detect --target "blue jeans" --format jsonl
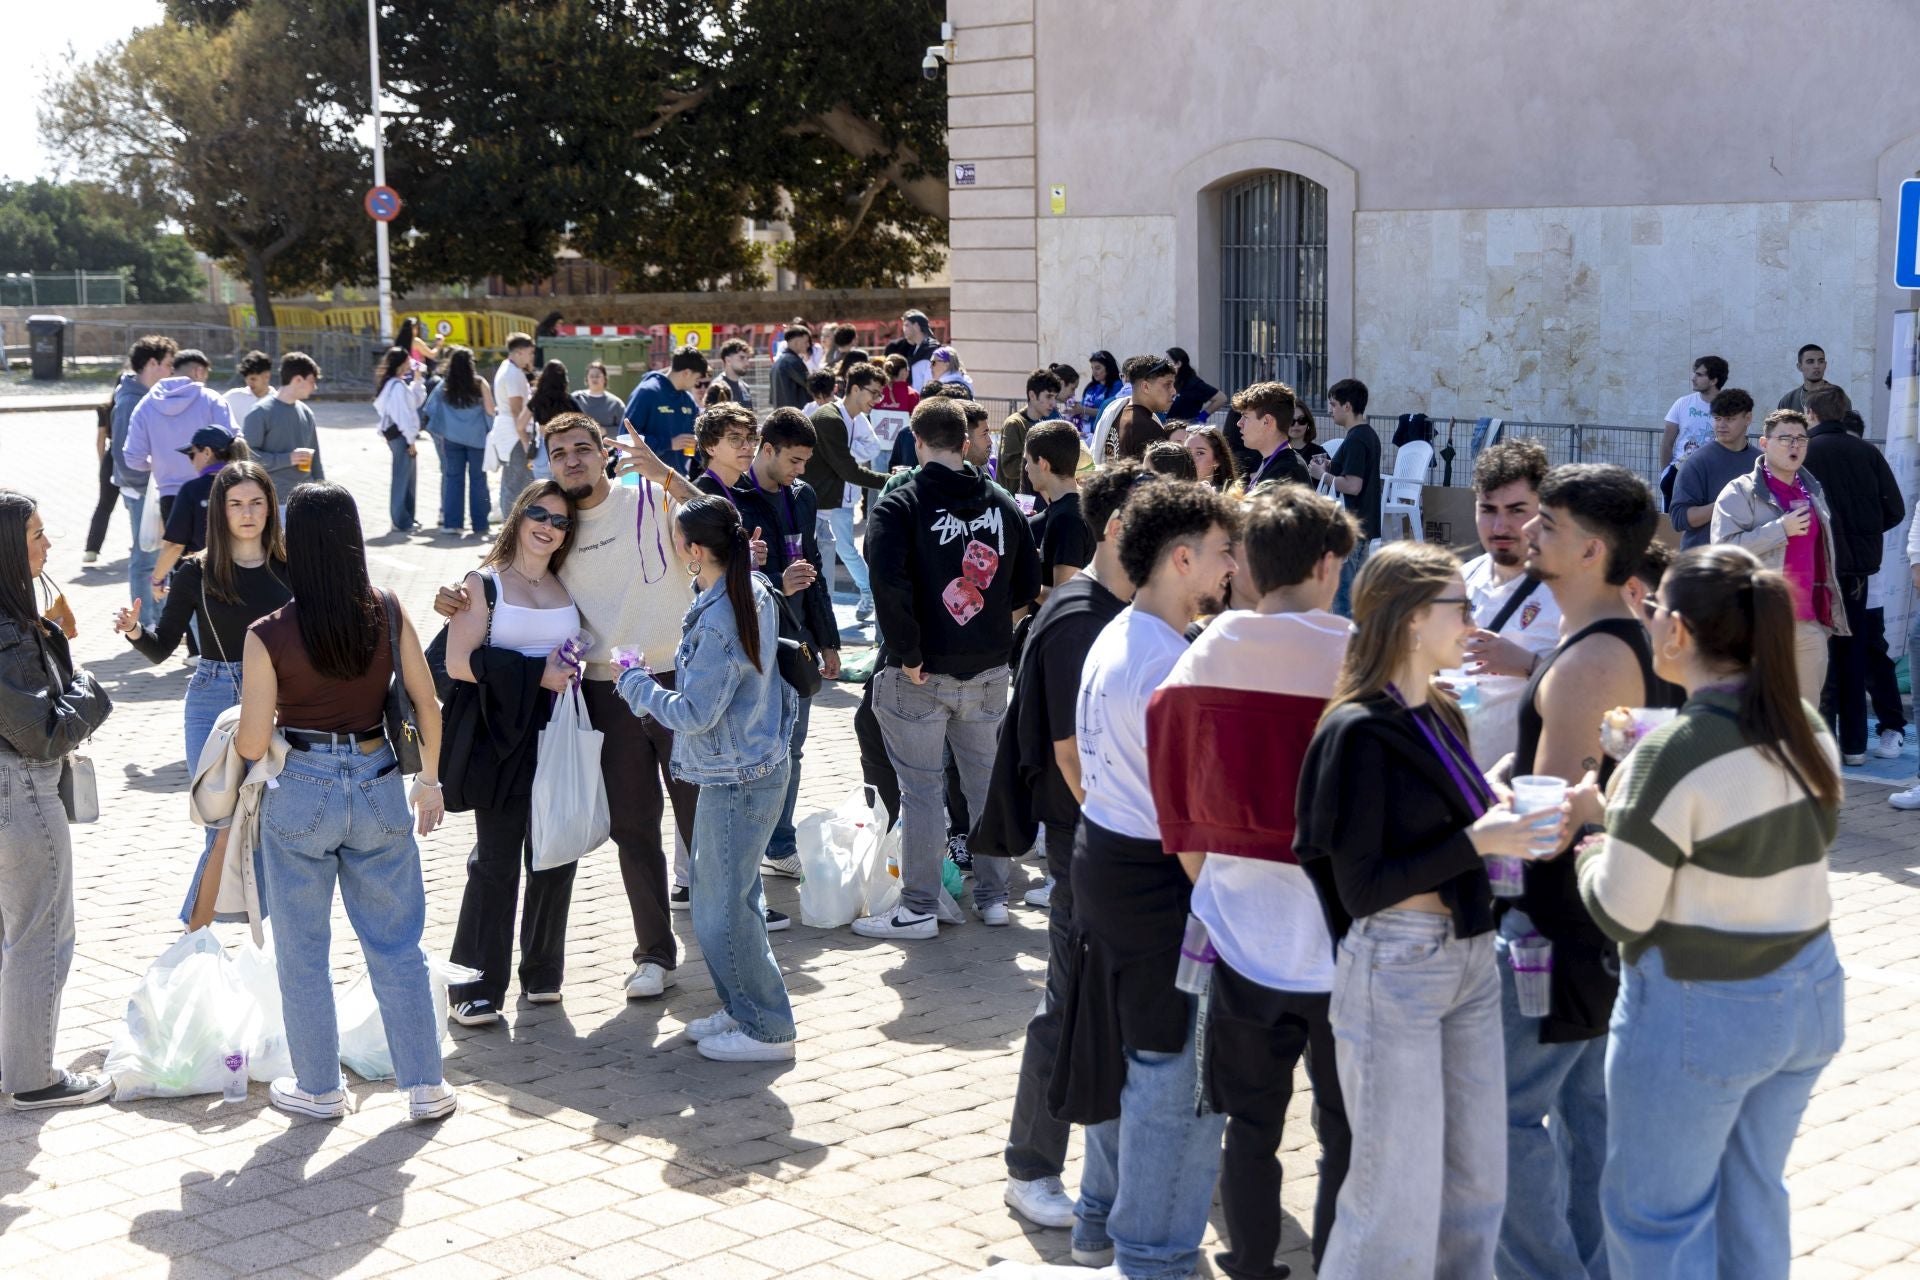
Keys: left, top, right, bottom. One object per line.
{"left": 179, "top": 660, "right": 246, "bottom": 923}
{"left": 1322, "top": 910, "right": 1506, "bottom": 1280}
{"left": 1332, "top": 538, "right": 1371, "bottom": 619}
{"left": 823, "top": 505, "right": 871, "bottom": 597}
{"left": 1601, "top": 934, "right": 1843, "bottom": 1280}
{"left": 763, "top": 695, "right": 812, "bottom": 863}
{"left": 1498, "top": 913, "right": 1609, "bottom": 1280}
{"left": 260, "top": 742, "right": 443, "bottom": 1092}
{"left": 440, "top": 440, "right": 490, "bottom": 533}
{"left": 124, "top": 489, "right": 159, "bottom": 628}
{"left": 387, "top": 434, "right": 417, "bottom": 531}
{"left": 1074, "top": 994, "right": 1227, "bottom": 1280}
{"left": 690, "top": 762, "right": 796, "bottom": 1043}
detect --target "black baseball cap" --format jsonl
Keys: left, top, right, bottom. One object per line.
{"left": 178, "top": 426, "right": 235, "bottom": 455}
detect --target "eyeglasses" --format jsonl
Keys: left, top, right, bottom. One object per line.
{"left": 1769, "top": 434, "right": 1809, "bottom": 446}
{"left": 522, "top": 507, "right": 573, "bottom": 532}
{"left": 1429, "top": 595, "right": 1474, "bottom": 623}
{"left": 694, "top": 379, "right": 712, "bottom": 390}
{"left": 721, "top": 431, "right": 757, "bottom": 448}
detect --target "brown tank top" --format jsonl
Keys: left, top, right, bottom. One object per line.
{"left": 250, "top": 599, "right": 392, "bottom": 733}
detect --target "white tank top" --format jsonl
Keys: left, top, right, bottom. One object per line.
{"left": 485, "top": 569, "right": 579, "bottom": 658}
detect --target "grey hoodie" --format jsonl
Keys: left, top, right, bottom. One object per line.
{"left": 110, "top": 372, "right": 150, "bottom": 490}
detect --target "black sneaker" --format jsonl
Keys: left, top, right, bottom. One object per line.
{"left": 764, "top": 908, "right": 791, "bottom": 932}
{"left": 450, "top": 999, "right": 501, "bottom": 1027}
{"left": 669, "top": 884, "right": 691, "bottom": 910}
{"left": 947, "top": 833, "right": 972, "bottom": 872}
{"left": 10, "top": 1071, "right": 112, "bottom": 1111}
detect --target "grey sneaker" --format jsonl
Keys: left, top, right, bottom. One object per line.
{"left": 855, "top": 593, "right": 875, "bottom": 622}
{"left": 761, "top": 854, "right": 803, "bottom": 879}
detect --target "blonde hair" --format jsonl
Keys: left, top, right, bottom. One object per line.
{"left": 1325, "top": 542, "right": 1469, "bottom": 741}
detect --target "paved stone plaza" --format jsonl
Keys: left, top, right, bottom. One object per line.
{"left": 1, "top": 402, "right": 1918, "bottom": 1279}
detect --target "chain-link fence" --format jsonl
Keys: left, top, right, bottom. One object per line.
{"left": 3, "top": 318, "right": 388, "bottom": 390}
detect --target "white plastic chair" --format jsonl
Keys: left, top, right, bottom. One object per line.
{"left": 1379, "top": 439, "right": 1434, "bottom": 542}
{"left": 1314, "top": 437, "right": 1346, "bottom": 498}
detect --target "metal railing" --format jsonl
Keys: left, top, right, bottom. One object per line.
{"left": 2, "top": 318, "right": 388, "bottom": 389}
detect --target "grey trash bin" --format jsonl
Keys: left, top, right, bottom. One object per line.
{"left": 27, "top": 315, "right": 66, "bottom": 381}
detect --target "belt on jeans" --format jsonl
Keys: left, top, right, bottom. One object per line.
{"left": 284, "top": 727, "right": 387, "bottom": 753}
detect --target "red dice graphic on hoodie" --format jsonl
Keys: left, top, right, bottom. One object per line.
{"left": 942, "top": 578, "right": 984, "bottom": 625}
{"left": 961, "top": 539, "right": 999, "bottom": 588}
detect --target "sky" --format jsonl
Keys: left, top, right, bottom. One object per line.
{"left": 3, "top": 1, "right": 168, "bottom": 184}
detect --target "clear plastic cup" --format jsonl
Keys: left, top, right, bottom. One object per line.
{"left": 1486, "top": 854, "right": 1527, "bottom": 898}
{"left": 1511, "top": 934, "right": 1554, "bottom": 1017}
{"left": 1510, "top": 774, "right": 1567, "bottom": 858}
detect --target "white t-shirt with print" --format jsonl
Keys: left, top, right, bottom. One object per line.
{"left": 1077, "top": 607, "right": 1188, "bottom": 840}
{"left": 1665, "top": 392, "right": 1714, "bottom": 467}
{"left": 1460, "top": 552, "right": 1563, "bottom": 771}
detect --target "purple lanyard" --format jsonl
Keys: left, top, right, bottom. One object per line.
{"left": 704, "top": 470, "right": 741, "bottom": 512}
{"left": 1386, "top": 684, "right": 1491, "bottom": 817}
{"left": 749, "top": 465, "right": 799, "bottom": 537}
{"left": 634, "top": 480, "right": 668, "bottom": 584}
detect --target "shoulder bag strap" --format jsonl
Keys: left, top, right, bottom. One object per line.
{"left": 1486, "top": 574, "right": 1542, "bottom": 633}
{"left": 199, "top": 562, "right": 232, "bottom": 664}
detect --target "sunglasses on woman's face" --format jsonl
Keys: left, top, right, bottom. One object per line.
{"left": 523, "top": 507, "right": 573, "bottom": 532}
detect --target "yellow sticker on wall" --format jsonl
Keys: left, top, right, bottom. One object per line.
{"left": 1049, "top": 185, "right": 1067, "bottom": 215}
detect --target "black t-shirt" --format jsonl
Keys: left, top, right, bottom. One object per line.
{"left": 1032, "top": 492, "right": 1095, "bottom": 578}
{"left": 131, "top": 557, "right": 293, "bottom": 665}
{"left": 1334, "top": 423, "right": 1384, "bottom": 539}
{"left": 1168, "top": 377, "right": 1219, "bottom": 421}
{"left": 162, "top": 470, "right": 220, "bottom": 554}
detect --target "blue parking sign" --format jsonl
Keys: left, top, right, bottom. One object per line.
{"left": 1899, "top": 179, "right": 1920, "bottom": 289}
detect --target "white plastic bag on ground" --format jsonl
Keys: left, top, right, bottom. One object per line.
{"left": 137, "top": 473, "right": 162, "bottom": 553}
{"left": 336, "top": 949, "right": 479, "bottom": 1081}
{"left": 865, "top": 820, "right": 903, "bottom": 919}
{"left": 230, "top": 923, "right": 294, "bottom": 1082}
{"left": 106, "top": 929, "right": 249, "bottom": 1100}
{"left": 796, "top": 785, "right": 888, "bottom": 927}
{"left": 530, "top": 683, "right": 609, "bottom": 871}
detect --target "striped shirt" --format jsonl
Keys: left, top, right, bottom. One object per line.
{"left": 1576, "top": 689, "right": 1838, "bottom": 980}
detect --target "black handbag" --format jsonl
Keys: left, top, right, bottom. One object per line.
{"left": 381, "top": 591, "right": 425, "bottom": 774}
{"left": 424, "top": 575, "right": 495, "bottom": 702}
{"left": 773, "top": 589, "right": 822, "bottom": 698}
{"left": 433, "top": 578, "right": 495, "bottom": 812}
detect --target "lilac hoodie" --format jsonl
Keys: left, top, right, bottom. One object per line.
{"left": 124, "top": 377, "right": 235, "bottom": 495}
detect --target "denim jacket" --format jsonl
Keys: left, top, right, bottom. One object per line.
{"left": 0, "top": 613, "right": 112, "bottom": 761}
{"left": 617, "top": 573, "right": 796, "bottom": 784}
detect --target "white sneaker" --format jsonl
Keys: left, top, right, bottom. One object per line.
{"left": 685, "top": 1010, "right": 739, "bottom": 1041}
{"left": 1004, "top": 1175, "right": 1076, "bottom": 1228}
{"left": 981, "top": 902, "right": 1010, "bottom": 927}
{"left": 1890, "top": 784, "right": 1920, "bottom": 811}
{"left": 624, "top": 962, "right": 677, "bottom": 999}
{"left": 1875, "top": 729, "right": 1907, "bottom": 759}
{"left": 1070, "top": 1243, "right": 1115, "bottom": 1267}
{"left": 761, "top": 854, "right": 803, "bottom": 879}
{"left": 1844, "top": 752, "right": 1868, "bottom": 766}
{"left": 696, "top": 1027, "right": 796, "bottom": 1062}
{"left": 269, "top": 1077, "right": 347, "bottom": 1120}
{"left": 408, "top": 1081, "right": 458, "bottom": 1121}
{"left": 851, "top": 904, "right": 938, "bottom": 941}
{"left": 81, "top": 551, "right": 98, "bottom": 564}
{"left": 1024, "top": 877, "right": 1053, "bottom": 909}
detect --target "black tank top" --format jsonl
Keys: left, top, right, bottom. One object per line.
{"left": 1514, "top": 616, "right": 1658, "bottom": 789}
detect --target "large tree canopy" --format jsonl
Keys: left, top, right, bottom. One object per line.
{"left": 46, "top": 0, "right": 949, "bottom": 312}
{"left": 0, "top": 181, "right": 201, "bottom": 303}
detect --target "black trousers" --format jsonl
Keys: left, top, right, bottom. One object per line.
{"left": 1208, "top": 960, "right": 1349, "bottom": 1277}
{"left": 1827, "top": 575, "right": 1877, "bottom": 756}
{"left": 854, "top": 676, "right": 969, "bottom": 835}
{"left": 86, "top": 450, "right": 117, "bottom": 555}
{"left": 448, "top": 791, "right": 578, "bottom": 1007}
{"left": 583, "top": 674, "right": 697, "bottom": 969}
{"left": 1003, "top": 819, "right": 1077, "bottom": 1181}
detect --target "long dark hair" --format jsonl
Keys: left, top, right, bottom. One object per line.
{"left": 676, "top": 496, "right": 762, "bottom": 673}
{"left": 1664, "top": 545, "right": 1841, "bottom": 811}
{"left": 0, "top": 489, "right": 39, "bottom": 631}
{"left": 1089, "top": 349, "right": 1121, "bottom": 392}
{"left": 1167, "top": 346, "right": 1196, "bottom": 391}
{"left": 481, "top": 481, "right": 577, "bottom": 578}
{"left": 201, "top": 461, "right": 285, "bottom": 605}
{"left": 529, "top": 359, "right": 574, "bottom": 425}
{"left": 375, "top": 345, "right": 410, "bottom": 393}
{"left": 284, "top": 483, "right": 382, "bottom": 680}
{"left": 1189, "top": 426, "right": 1238, "bottom": 492}
{"left": 441, "top": 346, "right": 482, "bottom": 409}
{"left": 394, "top": 317, "right": 419, "bottom": 351}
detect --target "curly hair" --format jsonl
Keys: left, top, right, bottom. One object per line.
{"left": 1471, "top": 438, "right": 1550, "bottom": 497}
{"left": 1115, "top": 481, "right": 1241, "bottom": 589}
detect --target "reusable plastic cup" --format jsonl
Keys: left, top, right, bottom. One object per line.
{"left": 1486, "top": 853, "right": 1527, "bottom": 897}
{"left": 1511, "top": 934, "right": 1554, "bottom": 1017}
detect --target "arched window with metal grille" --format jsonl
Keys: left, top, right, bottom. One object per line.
{"left": 1218, "top": 171, "right": 1328, "bottom": 405}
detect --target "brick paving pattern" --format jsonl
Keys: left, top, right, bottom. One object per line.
{"left": 1, "top": 402, "right": 1916, "bottom": 1278}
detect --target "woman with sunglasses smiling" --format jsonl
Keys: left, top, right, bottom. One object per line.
{"left": 1296, "top": 541, "right": 1563, "bottom": 1278}
{"left": 442, "top": 480, "right": 585, "bottom": 1027}
{"left": 1289, "top": 403, "right": 1329, "bottom": 467}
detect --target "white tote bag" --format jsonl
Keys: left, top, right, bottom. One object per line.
{"left": 530, "top": 683, "right": 610, "bottom": 871}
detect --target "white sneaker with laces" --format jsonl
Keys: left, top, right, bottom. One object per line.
{"left": 1024, "top": 876, "right": 1053, "bottom": 909}
{"left": 1890, "top": 783, "right": 1920, "bottom": 811}
{"left": 981, "top": 902, "right": 1010, "bottom": 927}
{"left": 697, "top": 1027, "right": 796, "bottom": 1062}
{"left": 1004, "top": 1175, "right": 1076, "bottom": 1228}
{"left": 851, "top": 904, "right": 938, "bottom": 940}
{"left": 761, "top": 854, "right": 803, "bottom": 879}
{"left": 408, "top": 1081, "right": 458, "bottom": 1121}
{"left": 685, "top": 1010, "right": 739, "bottom": 1041}
{"left": 624, "top": 962, "right": 677, "bottom": 999}
{"left": 1875, "top": 728, "right": 1907, "bottom": 759}
{"left": 269, "top": 1077, "right": 348, "bottom": 1119}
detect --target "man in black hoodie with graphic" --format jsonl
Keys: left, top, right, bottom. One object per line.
{"left": 855, "top": 397, "right": 1041, "bottom": 941}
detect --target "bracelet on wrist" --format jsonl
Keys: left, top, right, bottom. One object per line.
{"left": 414, "top": 778, "right": 443, "bottom": 790}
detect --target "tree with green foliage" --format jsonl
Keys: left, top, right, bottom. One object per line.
{"left": 0, "top": 181, "right": 201, "bottom": 303}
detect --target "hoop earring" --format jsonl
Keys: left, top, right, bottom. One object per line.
{"left": 686, "top": 557, "right": 701, "bottom": 578}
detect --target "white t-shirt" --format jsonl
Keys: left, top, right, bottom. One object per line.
{"left": 494, "top": 360, "right": 532, "bottom": 427}
{"left": 1460, "top": 553, "right": 1563, "bottom": 771}
{"left": 839, "top": 404, "right": 882, "bottom": 504}
{"left": 1665, "top": 392, "right": 1714, "bottom": 467}
{"left": 1077, "top": 607, "right": 1188, "bottom": 840}
{"left": 224, "top": 386, "right": 267, "bottom": 424}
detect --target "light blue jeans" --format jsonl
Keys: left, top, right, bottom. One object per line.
{"left": 0, "top": 755, "right": 76, "bottom": 1095}
{"left": 1073, "top": 993, "right": 1227, "bottom": 1280}
{"left": 124, "top": 488, "right": 159, "bottom": 628}
{"left": 1321, "top": 909, "right": 1506, "bottom": 1280}
{"left": 1601, "top": 933, "right": 1843, "bottom": 1280}
{"left": 763, "top": 695, "right": 812, "bottom": 864}
{"left": 870, "top": 666, "right": 1011, "bottom": 915}
{"left": 387, "top": 433, "right": 417, "bottom": 531}
{"left": 260, "top": 741, "right": 443, "bottom": 1093}
{"left": 690, "top": 762, "right": 796, "bottom": 1043}
{"left": 179, "top": 659, "right": 248, "bottom": 924}
{"left": 822, "top": 504, "right": 871, "bottom": 597}
{"left": 1497, "top": 911, "right": 1610, "bottom": 1280}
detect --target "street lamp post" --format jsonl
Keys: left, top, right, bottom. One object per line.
{"left": 368, "top": 0, "right": 393, "bottom": 341}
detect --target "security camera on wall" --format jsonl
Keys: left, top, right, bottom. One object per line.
{"left": 922, "top": 51, "right": 942, "bottom": 80}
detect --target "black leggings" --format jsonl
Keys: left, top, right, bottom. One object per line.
{"left": 86, "top": 450, "right": 117, "bottom": 555}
